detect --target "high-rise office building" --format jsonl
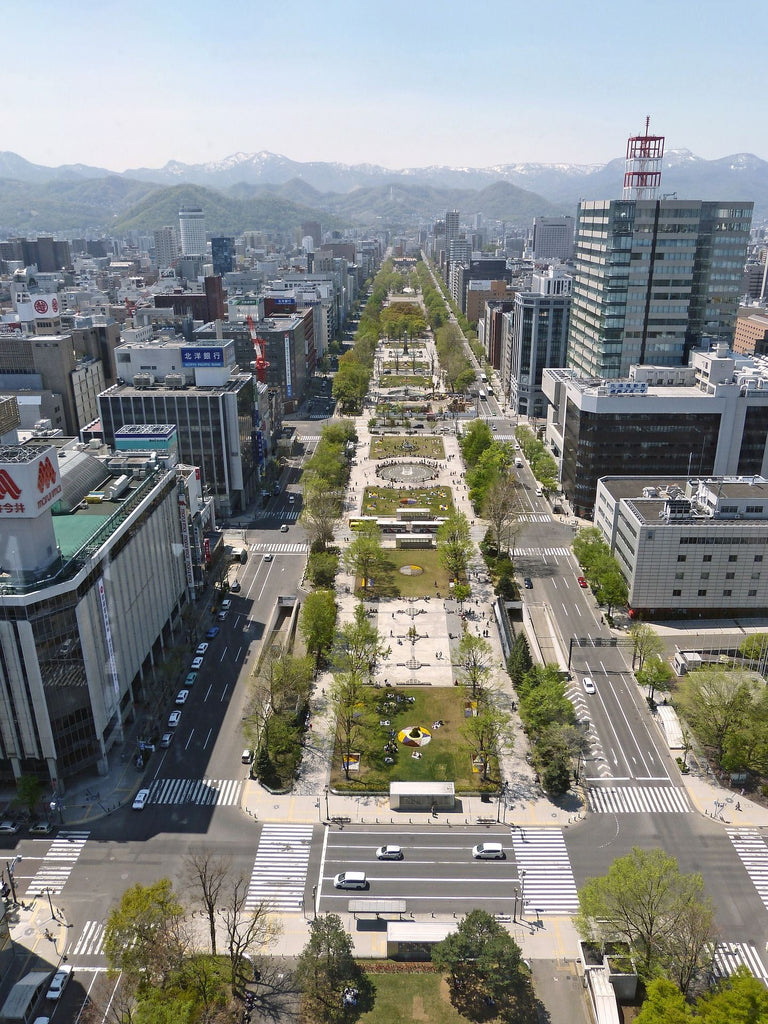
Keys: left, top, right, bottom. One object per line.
{"left": 531, "top": 217, "right": 574, "bottom": 260}
{"left": 153, "top": 225, "right": 180, "bottom": 269}
{"left": 445, "top": 210, "right": 460, "bottom": 248}
{"left": 567, "top": 199, "right": 753, "bottom": 378}
{"left": 211, "top": 236, "right": 235, "bottom": 276}
{"left": 179, "top": 207, "right": 206, "bottom": 256}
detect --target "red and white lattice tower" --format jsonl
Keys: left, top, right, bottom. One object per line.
{"left": 622, "top": 117, "right": 665, "bottom": 200}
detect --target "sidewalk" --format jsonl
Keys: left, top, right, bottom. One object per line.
{"left": 0, "top": 896, "right": 70, "bottom": 1009}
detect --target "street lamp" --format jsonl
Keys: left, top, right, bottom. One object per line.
{"left": 43, "top": 887, "right": 56, "bottom": 921}
{"left": 496, "top": 781, "right": 509, "bottom": 823}
{"left": 324, "top": 786, "right": 330, "bottom": 821}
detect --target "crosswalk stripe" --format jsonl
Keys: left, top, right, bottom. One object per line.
{"left": 712, "top": 941, "right": 768, "bottom": 983}
{"left": 514, "top": 514, "right": 553, "bottom": 523}
{"left": 727, "top": 829, "right": 768, "bottom": 911}
{"left": 24, "top": 830, "right": 89, "bottom": 897}
{"left": 250, "top": 542, "right": 309, "bottom": 554}
{"left": 246, "top": 824, "right": 314, "bottom": 912}
{"left": 515, "top": 547, "right": 571, "bottom": 556}
{"left": 510, "top": 827, "right": 578, "bottom": 915}
{"left": 69, "top": 919, "right": 105, "bottom": 958}
{"left": 148, "top": 778, "right": 243, "bottom": 807}
{"left": 587, "top": 786, "right": 691, "bottom": 814}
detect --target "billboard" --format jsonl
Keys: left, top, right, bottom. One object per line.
{"left": 181, "top": 346, "right": 224, "bottom": 368}
{"left": 284, "top": 334, "right": 293, "bottom": 398}
{"left": 0, "top": 447, "right": 61, "bottom": 519}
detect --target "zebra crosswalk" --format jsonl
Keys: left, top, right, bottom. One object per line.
{"left": 727, "top": 828, "right": 768, "bottom": 911}
{"left": 279, "top": 508, "right": 301, "bottom": 522}
{"left": 712, "top": 940, "right": 768, "bottom": 984}
{"left": 246, "top": 824, "right": 313, "bottom": 912}
{"left": 510, "top": 827, "right": 578, "bottom": 915}
{"left": 515, "top": 546, "right": 571, "bottom": 557}
{"left": 514, "top": 514, "right": 553, "bottom": 524}
{"left": 147, "top": 778, "right": 243, "bottom": 807}
{"left": 587, "top": 785, "right": 692, "bottom": 814}
{"left": 68, "top": 919, "right": 105, "bottom": 959}
{"left": 250, "top": 542, "right": 309, "bottom": 555}
{"left": 25, "top": 830, "right": 89, "bottom": 897}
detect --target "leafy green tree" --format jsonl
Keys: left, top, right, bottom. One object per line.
{"left": 467, "top": 444, "right": 510, "bottom": 512}
{"left": 342, "top": 521, "right": 389, "bottom": 592}
{"left": 14, "top": 775, "right": 43, "bottom": 819}
{"left": 104, "top": 879, "right": 187, "bottom": 990}
{"left": 330, "top": 672, "right": 369, "bottom": 781}
{"left": 334, "top": 602, "right": 391, "bottom": 681}
{"left": 637, "top": 656, "right": 675, "bottom": 701}
{"left": 630, "top": 622, "right": 666, "bottom": 670}
{"left": 299, "top": 590, "right": 337, "bottom": 667}
{"left": 431, "top": 909, "right": 530, "bottom": 1019}
{"left": 307, "top": 551, "right": 339, "bottom": 589}
{"left": 459, "top": 420, "right": 494, "bottom": 467}
{"left": 739, "top": 633, "right": 768, "bottom": 671}
{"left": 676, "top": 669, "right": 758, "bottom": 765}
{"left": 454, "top": 368, "right": 476, "bottom": 393}
{"left": 540, "top": 752, "right": 572, "bottom": 795}
{"left": 596, "top": 565, "right": 629, "bottom": 615}
{"left": 301, "top": 481, "right": 342, "bottom": 551}
{"left": 462, "top": 704, "right": 513, "bottom": 780}
{"left": 635, "top": 979, "right": 693, "bottom": 1024}
{"left": 295, "top": 913, "right": 359, "bottom": 1024}
{"left": 506, "top": 634, "right": 532, "bottom": 686}
{"left": 437, "top": 509, "right": 473, "bottom": 580}
{"left": 696, "top": 966, "right": 768, "bottom": 1022}
{"left": 456, "top": 632, "right": 494, "bottom": 699}
{"left": 518, "top": 676, "right": 575, "bottom": 734}
{"left": 572, "top": 526, "right": 607, "bottom": 572}
{"left": 577, "top": 847, "right": 716, "bottom": 985}
{"left": 332, "top": 358, "right": 369, "bottom": 413}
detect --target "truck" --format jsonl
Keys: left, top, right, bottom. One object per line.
{"left": 233, "top": 547, "right": 248, "bottom": 564}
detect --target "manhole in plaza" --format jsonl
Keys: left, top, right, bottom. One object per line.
{"left": 399, "top": 564, "right": 424, "bottom": 576}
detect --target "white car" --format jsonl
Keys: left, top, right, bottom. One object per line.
{"left": 376, "top": 845, "right": 403, "bottom": 860}
{"left": 0, "top": 821, "right": 19, "bottom": 835}
{"left": 159, "top": 732, "right": 173, "bottom": 749}
{"left": 195, "top": 642, "right": 209, "bottom": 656}
{"left": 264, "top": 553, "right": 273, "bottom": 562}
{"left": 191, "top": 657, "right": 204, "bottom": 670}
{"left": 168, "top": 710, "right": 182, "bottom": 729}
{"left": 46, "top": 964, "right": 72, "bottom": 1000}
{"left": 132, "top": 788, "right": 150, "bottom": 811}
{"left": 288, "top": 494, "right": 295, "bottom": 503}
{"left": 221, "top": 599, "right": 232, "bottom": 610}
{"left": 175, "top": 689, "right": 189, "bottom": 705}
{"left": 583, "top": 677, "right": 596, "bottom": 694}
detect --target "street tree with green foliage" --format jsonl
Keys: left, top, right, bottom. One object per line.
{"left": 506, "top": 633, "right": 532, "bottom": 686}
{"left": 459, "top": 419, "right": 494, "bottom": 467}
{"left": 431, "top": 909, "right": 531, "bottom": 1020}
{"left": 637, "top": 656, "right": 675, "bottom": 701}
{"left": 467, "top": 444, "right": 512, "bottom": 513}
{"left": 301, "top": 480, "right": 343, "bottom": 551}
{"left": 456, "top": 632, "right": 494, "bottom": 699}
{"left": 332, "top": 357, "right": 369, "bottom": 413}
{"left": 333, "top": 602, "right": 391, "bottom": 682}
{"left": 295, "top": 913, "right": 361, "bottom": 1024}
{"left": 630, "top": 622, "right": 666, "bottom": 670}
{"left": 577, "top": 847, "right": 716, "bottom": 988}
{"left": 739, "top": 632, "right": 768, "bottom": 671}
{"left": 462, "top": 705, "right": 513, "bottom": 780}
{"left": 299, "top": 590, "right": 337, "bottom": 668}
{"left": 342, "top": 521, "right": 389, "bottom": 591}
{"left": 104, "top": 879, "right": 187, "bottom": 991}
{"left": 676, "top": 669, "right": 760, "bottom": 766}
{"left": 436, "top": 509, "right": 473, "bottom": 580}
{"left": 635, "top": 979, "right": 693, "bottom": 1023}
{"left": 14, "top": 775, "right": 43, "bottom": 819}
{"left": 330, "top": 672, "right": 369, "bottom": 781}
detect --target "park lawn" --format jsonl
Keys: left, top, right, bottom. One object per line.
{"left": 358, "top": 972, "right": 469, "bottom": 1024}
{"left": 369, "top": 435, "right": 446, "bottom": 460}
{"left": 379, "top": 375, "right": 432, "bottom": 389}
{"left": 384, "top": 360, "right": 430, "bottom": 371}
{"left": 362, "top": 485, "right": 454, "bottom": 517}
{"left": 330, "top": 686, "right": 498, "bottom": 793}
{"left": 385, "top": 549, "right": 451, "bottom": 598}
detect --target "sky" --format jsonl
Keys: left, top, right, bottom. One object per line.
{"left": 6, "top": 0, "right": 767, "bottom": 173}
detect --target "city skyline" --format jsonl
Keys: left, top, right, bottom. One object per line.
{"left": 4, "top": 0, "right": 766, "bottom": 174}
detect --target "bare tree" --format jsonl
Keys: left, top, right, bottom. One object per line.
{"left": 184, "top": 851, "right": 232, "bottom": 956}
{"left": 482, "top": 474, "right": 518, "bottom": 555}
{"left": 220, "top": 875, "right": 280, "bottom": 991}
{"left": 300, "top": 480, "right": 343, "bottom": 551}
{"left": 329, "top": 672, "right": 368, "bottom": 780}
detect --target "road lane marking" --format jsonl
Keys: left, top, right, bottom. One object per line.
{"left": 203, "top": 728, "right": 212, "bottom": 749}
{"left": 204, "top": 684, "right": 212, "bottom": 702}
{"left": 184, "top": 729, "right": 195, "bottom": 750}
{"left": 220, "top": 684, "right": 229, "bottom": 702}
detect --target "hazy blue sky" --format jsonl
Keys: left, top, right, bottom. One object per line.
{"left": 7, "top": 0, "right": 765, "bottom": 172}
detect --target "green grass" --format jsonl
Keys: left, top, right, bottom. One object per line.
{"left": 370, "top": 436, "right": 446, "bottom": 460}
{"left": 358, "top": 972, "right": 470, "bottom": 1024}
{"left": 384, "top": 360, "right": 430, "bottom": 372}
{"left": 362, "top": 485, "right": 454, "bottom": 517}
{"left": 352, "top": 548, "right": 451, "bottom": 599}
{"left": 331, "top": 686, "right": 498, "bottom": 793}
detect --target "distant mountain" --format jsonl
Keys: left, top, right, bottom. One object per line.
{"left": 0, "top": 148, "right": 764, "bottom": 233}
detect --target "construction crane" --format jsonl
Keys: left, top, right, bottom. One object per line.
{"left": 246, "top": 315, "right": 270, "bottom": 384}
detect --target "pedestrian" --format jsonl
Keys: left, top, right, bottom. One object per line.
{"left": 736, "top": 801, "right": 742, "bottom": 811}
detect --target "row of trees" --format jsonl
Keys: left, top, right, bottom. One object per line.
{"left": 572, "top": 526, "right": 629, "bottom": 616}
{"left": 100, "top": 859, "right": 279, "bottom": 1023}
{"left": 507, "top": 637, "right": 584, "bottom": 795}
{"left": 460, "top": 421, "right": 519, "bottom": 544}
{"left": 514, "top": 425, "right": 558, "bottom": 494}
{"left": 301, "top": 419, "right": 357, "bottom": 554}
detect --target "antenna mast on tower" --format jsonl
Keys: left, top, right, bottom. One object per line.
{"left": 623, "top": 117, "right": 665, "bottom": 200}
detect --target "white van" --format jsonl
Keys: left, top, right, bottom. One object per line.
{"left": 333, "top": 871, "right": 368, "bottom": 890}
{"left": 514, "top": 457, "right": 523, "bottom": 468}
{"left": 472, "top": 842, "right": 505, "bottom": 860}
{"left": 535, "top": 486, "right": 543, "bottom": 497}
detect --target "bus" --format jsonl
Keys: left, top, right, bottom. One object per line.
{"left": 480, "top": 372, "right": 488, "bottom": 384}
{"left": 349, "top": 516, "right": 378, "bottom": 530}
{"left": 478, "top": 389, "right": 487, "bottom": 400}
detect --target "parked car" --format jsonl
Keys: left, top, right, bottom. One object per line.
{"left": 0, "top": 821, "right": 19, "bottom": 835}
{"left": 46, "top": 965, "right": 73, "bottom": 1000}
{"left": 29, "top": 821, "right": 53, "bottom": 835}
{"left": 217, "top": 610, "right": 228, "bottom": 621}
{"left": 523, "top": 577, "right": 533, "bottom": 589}
{"left": 132, "top": 789, "right": 150, "bottom": 811}
{"left": 230, "top": 580, "right": 241, "bottom": 592}
{"left": 221, "top": 599, "right": 232, "bottom": 611}
{"left": 191, "top": 657, "right": 204, "bottom": 670}
{"left": 168, "top": 710, "right": 182, "bottom": 728}
{"left": 184, "top": 672, "right": 198, "bottom": 687}
{"left": 577, "top": 576, "right": 588, "bottom": 588}
{"left": 175, "top": 689, "right": 189, "bottom": 705}
{"left": 159, "top": 732, "right": 173, "bottom": 749}
{"left": 206, "top": 626, "right": 220, "bottom": 639}
{"left": 195, "top": 642, "right": 209, "bottom": 656}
